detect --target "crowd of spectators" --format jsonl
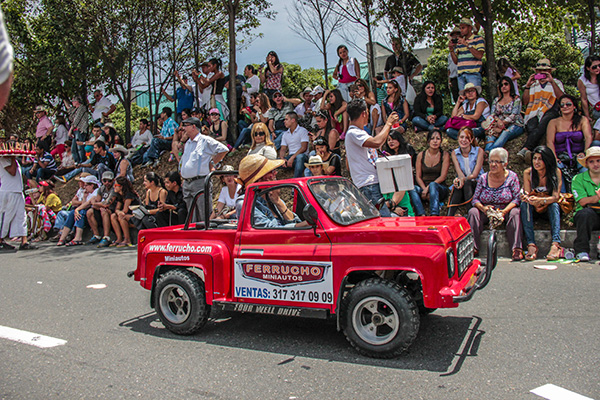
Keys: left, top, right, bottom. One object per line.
{"left": 4, "top": 16, "right": 600, "bottom": 264}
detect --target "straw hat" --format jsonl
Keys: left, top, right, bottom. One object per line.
{"left": 304, "top": 155, "right": 328, "bottom": 168}
{"left": 109, "top": 144, "right": 128, "bottom": 155}
{"left": 79, "top": 175, "right": 100, "bottom": 186}
{"left": 462, "top": 82, "right": 481, "bottom": 95}
{"left": 76, "top": 172, "right": 92, "bottom": 180}
{"left": 235, "top": 154, "right": 284, "bottom": 187}
{"left": 533, "top": 58, "right": 556, "bottom": 72}
{"left": 578, "top": 146, "right": 600, "bottom": 167}
{"left": 33, "top": 105, "right": 46, "bottom": 114}
{"left": 459, "top": 17, "right": 472, "bottom": 27}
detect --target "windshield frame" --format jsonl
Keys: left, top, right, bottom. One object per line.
{"left": 307, "top": 177, "right": 380, "bottom": 226}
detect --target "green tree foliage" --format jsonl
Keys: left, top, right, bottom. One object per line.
{"left": 111, "top": 102, "right": 150, "bottom": 140}
{"left": 280, "top": 63, "right": 327, "bottom": 98}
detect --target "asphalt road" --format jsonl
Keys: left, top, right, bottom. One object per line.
{"left": 0, "top": 244, "right": 598, "bottom": 400}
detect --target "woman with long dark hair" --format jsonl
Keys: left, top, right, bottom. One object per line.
{"left": 333, "top": 45, "right": 360, "bottom": 102}
{"left": 260, "top": 51, "right": 283, "bottom": 100}
{"left": 412, "top": 81, "right": 448, "bottom": 132}
{"left": 484, "top": 76, "right": 524, "bottom": 151}
{"left": 321, "top": 89, "right": 348, "bottom": 137}
{"left": 207, "top": 58, "right": 229, "bottom": 119}
{"left": 110, "top": 176, "right": 140, "bottom": 247}
{"left": 382, "top": 130, "right": 415, "bottom": 216}
{"left": 577, "top": 55, "right": 600, "bottom": 123}
{"left": 410, "top": 129, "right": 450, "bottom": 216}
{"left": 313, "top": 110, "right": 340, "bottom": 155}
{"left": 546, "top": 94, "right": 592, "bottom": 191}
{"left": 496, "top": 57, "right": 521, "bottom": 95}
{"left": 381, "top": 80, "right": 409, "bottom": 134}
{"left": 520, "top": 145, "right": 563, "bottom": 261}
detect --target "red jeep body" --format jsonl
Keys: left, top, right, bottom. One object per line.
{"left": 133, "top": 175, "right": 495, "bottom": 358}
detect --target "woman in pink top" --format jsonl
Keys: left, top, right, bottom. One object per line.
{"left": 333, "top": 45, "right": 360, "bottom": 102}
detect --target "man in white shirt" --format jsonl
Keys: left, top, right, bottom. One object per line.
{"left": 89, "top": 90, "right": 116, "bottom": 123}
{"left": 294, "top": 87, "right": 315, "bottom": 117}
{"left": 129, "top": 119, "right": 153, "bottom": 149}
{"left": 278, "top": 112, "right": 309, "bottom": 178}
{"left": 0, "top": 154, "right": 36, "bottom": 251}
{"left": 345, "top": 99, "right": 398, "bottom": 217}
{"left": 179, "top": 117, "right": 229, "bottom": 222}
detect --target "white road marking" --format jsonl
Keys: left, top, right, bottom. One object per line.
{"left": 86, "top": 284, "right": 106, "bottom": 289}
{"left": 531, "top": 384, "right": 595, "bottom": 400}
{"left": 0, "top": 326, "right": 67, "bottom": 348}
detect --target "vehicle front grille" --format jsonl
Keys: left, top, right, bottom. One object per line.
{"left": 457, "top": 233, "right": 474, "bottom": 276}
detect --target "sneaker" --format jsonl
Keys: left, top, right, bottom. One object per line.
{"left": 97, "top": 237, "right": 111, "bottom": 248}
{"left": 152, "top": 159, "right": 160, "bottom": 167}
{"left": 19, "top": 242, "right": 37, "bottom": 250}
{"left": 87, "top": 235, "right": 102, "bottom": 245}
{"left": 55, "top": 176, "right": 67, "bottom": 183}
{"left": 0, "top": 242, "right": 16, "bottom": 251}
{"left": 576, "top": 252, "right": 590, "bottom": 262}
{"left": 517, "top": 148, "right": 527, "bottom": 159}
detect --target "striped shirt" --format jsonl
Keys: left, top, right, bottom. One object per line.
{"left": 456, "top": 34, "right": 485, "bottom": 75}
{"left": 40, "top": 152, "right": 57, "bottom": 171}
{"left": 524, "top": 80, "right": 564, "bottom": 123}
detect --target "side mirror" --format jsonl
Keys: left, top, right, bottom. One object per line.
{"left": 303, "top": 203, "right": 319, "bottom": 226}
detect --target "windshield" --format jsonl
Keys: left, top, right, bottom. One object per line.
{"left": 308, "top": 178, "right": 379, "bottom": 225}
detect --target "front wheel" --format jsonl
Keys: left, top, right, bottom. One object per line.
{"left": 154, "top": 269, "right": 210, "bottom": 335}
{"left": 341, "top": 278, "right": 419, "bottom": 358}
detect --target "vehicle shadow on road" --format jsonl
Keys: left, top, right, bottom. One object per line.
{"left": 119, "top": 311, "right": 483, "bottom": 373}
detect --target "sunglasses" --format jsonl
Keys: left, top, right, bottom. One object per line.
{"left": 560, "top": 102, "right": 573, "bottom": 108}
{"left": 273, "top": 94, "right": 283, "bottom": 98}
{"left": 501, "top": 82, "right": 510, "bottom": 87}
{"left": 592, "top": 65, "right": 600, "bottom": 70}
{"left": 254, "top": 131, "right": 266, "bottom": 137}
{"left": 102, "top": 179, "right": 112, "bottom": 183}
{"left": 209, "top": 113, "right": 220, "bottom": 116}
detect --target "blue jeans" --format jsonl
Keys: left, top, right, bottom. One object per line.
{"left": 272, "top": 130, "right": 285, "bottom": 150}
{"left": 54, "top": 210, "right": 69, "bottom": 231}
{"left": 72, "top": 130, "right": 87, "bottom": 164}
{"left": 520, "top": 202, "right": 561, "bottom": 245}
{"left": 458, "top": 72, "right": 482, "bottom": 91}
{"left": 359, "top": 183, "right": 391, "bottom": 217}
{"left": 410, "top": 182, "right": 449, "bottom": 216}
{"left": 63, "top": 166, "right": 100, "bottom": 181}
{"left": 285, "top": 153, "right": 308, "bottom": 178}
{"left": 65, "top": 209, "right": 88, "bottom": 230}
{"left": 143, "top": 138, "right": 172, "bottom": 163}
{"left": 412, "top": 115, "right": 449, "bottom": 132}
{"left": 234, "top": 124, "right": 252, "bottom": 149}
{"left": 485, "top": 125, "right": 524, "bottom": 151}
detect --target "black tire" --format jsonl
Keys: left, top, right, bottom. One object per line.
{"left": 341, "top": 278, "right": 419, "bottom": 358}
{"left": 154, "top": 269, "right": 210, "bottom": 335}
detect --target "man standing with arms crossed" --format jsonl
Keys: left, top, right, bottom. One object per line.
{"left": 179, "top": 117, "right": 229, "bottom": 222}
{"left": 345, "top": 99, "right": 399, "bottom": 217}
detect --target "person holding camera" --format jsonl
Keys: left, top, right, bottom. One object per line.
{"left": 448, "top": 18, "right": 485, "bottom": 92}
{"left": 516, "top": 58, "right": 565, "bottom": 162}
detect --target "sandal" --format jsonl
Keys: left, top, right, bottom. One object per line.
{"left": 546, "top": 242, "right": 562, "bottom": 261}
{"left": 57, "top": 240, "right": 66, "bottom": 246}
{"left": 117, "top": 242, "right": 134, "bottom": 248}
{"left": 66, "top": 240, "right": 84, "bottom": 247}
{"left": 525, "top": 243, "right": 538, "bottom": 261}
{"left": 109, "top": 241, "right": 122, "bottom": 247}
{"left": 512, "top": 248, "right": 524, "bottom": 261}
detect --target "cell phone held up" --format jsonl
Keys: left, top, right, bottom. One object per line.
{"left": 451, "top": 38, "right": 459, "bottom": 44}
{"left": 534, "top": 73, "right": 547, "bottom": 80}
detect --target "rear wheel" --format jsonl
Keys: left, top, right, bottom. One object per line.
{"left": 341, "top": 278, "right": 419, "bottom": 358}
{"left": 154, "top": 269, "right": 210, "bottom": 335}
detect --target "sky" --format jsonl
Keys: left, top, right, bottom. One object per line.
{"left": 236, "top": 0, "right": 377, "bottom": 71}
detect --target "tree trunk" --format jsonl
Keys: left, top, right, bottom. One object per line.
{"left": 318, "top": 5, "right": 329, "bottom": 88}
{"left": 364, "top": 4, "right": 376, "bottom": 91}
{"left": 481, "top": 0, "right": 497, "bottom": 101}
{"left": 227, "top": 0, "right": 239, "bottom": 142}
{"left": 589, "top": 0, "right": 596, "bottom": 55}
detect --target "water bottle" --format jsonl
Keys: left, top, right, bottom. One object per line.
{"left": 564, "top": 248, "right": 575, "bottom": 260}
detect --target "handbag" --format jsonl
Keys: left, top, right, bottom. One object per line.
{"left": 445, "top": 116, "right": 477, "bottom": 130}
{"left": 529, "top": 190, "right": 574, "bottom": 214}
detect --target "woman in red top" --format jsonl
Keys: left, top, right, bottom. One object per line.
{"left": 333, "top": 45, "right": 360, "bottom": 102}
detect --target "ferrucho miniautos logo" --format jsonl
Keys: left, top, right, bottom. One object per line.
{"left": 239, "top": 260, "right": 329, "bottom": 286}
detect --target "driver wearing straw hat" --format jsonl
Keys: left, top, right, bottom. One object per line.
{"left": 234, "top": 154, "right": 308, "bottom": 228}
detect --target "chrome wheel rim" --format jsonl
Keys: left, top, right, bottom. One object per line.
{"left": 352, "top": 296, "right": 399, "bottom": 345}
{"left": 159, "top": 284, "right": 191, "bottom": 324}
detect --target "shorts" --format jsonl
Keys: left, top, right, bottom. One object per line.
{"left": 0, "top": 192, "right": 27, "bottom": 238}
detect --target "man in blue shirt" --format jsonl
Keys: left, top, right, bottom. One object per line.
{"left": 161, "top": 71, "right": 195, "bottom": 123}
{"left": 143, "top": 107, "right": 179, "bottom": 167}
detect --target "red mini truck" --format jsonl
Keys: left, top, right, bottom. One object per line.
{"left": 132, "top": 171, "right": 497, "bottom": 358}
